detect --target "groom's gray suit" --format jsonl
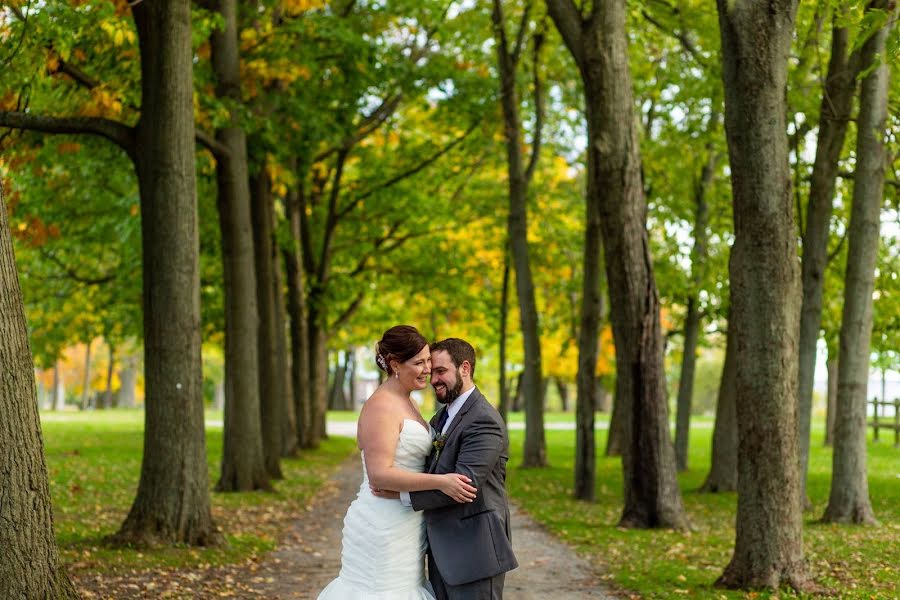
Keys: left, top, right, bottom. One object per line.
{"left": 409, "top": 387, "right": 517, "bottom": 600}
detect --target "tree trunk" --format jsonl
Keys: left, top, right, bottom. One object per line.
{"left": 512, "top": 372, "right": 524, "bottom": 413}
{"left": 605, "top": 390, "right": 624, "bottom": 456}
{"left": 715, "top": 0, "right": 810, "bottom": 589}
{"left": 117, "top": 361, "right": 137, "bottom": 409}
{"left": 283, "top": 178, "right": 312, "bottom": 449}
{"left": 250, "top": 167, "right": 283, "bottom": 479}
{"left": 208, "top": 0, "right": 270, "bottom": 493}
{"left": 329, "top": 351, "right": 348, "bottom": 411}
{"left": 307, "top": 314, "right": 329, "bottom": 446}
{"left": 498, "top": 246, "right": 511, "bottom": 423}
{"left": 699, "top": 321, "right": 738, "bottom": 493}
{"left": 81, "top": 339, "right": 92, "bottom": 410}
{"left": 825, "top": 353, "right": 838, "bottom": 446}
{"left": 113, "top": 0, "right": 221, "bottom": 547}
{"left": 0, "top": 183, "right": 81, "bottom": 599}
{"left": 273, "top": 243, "right": 298, "bottom": 457}
{"left": 675, "top": 127, "right": 716, "bottom": 472}
{"left": 547, "top": 0, "right": 685, "bottom": 528}
{"left": 492, "top": 0, "right": 545, "bottom": 467}
{"left": 822, "top": 0, "right": 893, "bottom": 525}
{"left": 798, "top": 12, "right": 860, "bottom": 504}
{"left": 52, "top": 362, "right": 65, "bottom": 410}
{"left": 101, "top": 343, "right": 115, "bottom": 410}
{"left": 575, "top": 188, "right": 602, "bottom": 500}
{"left": 556, "top": 379, "right": 569, "bottom": 412}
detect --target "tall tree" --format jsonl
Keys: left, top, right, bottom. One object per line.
{"left": 715, "top": 0, "right": 810, "bottom": 589}
{"left": 0, "top": 0, "right": 223, "bottom": 546}
{"left": 674, "top": 112, "right": 718, "bottom": 472}
{"left": 205, "top": 0, "right": 271, "bottom": 492}
{"left": 822, "top": 0, "right": 895, "bottom": 525}
{"left": 546, "top": 0, "right": 686, "bottom": 528}
{"left": 492, "top": 0, "right": 547, "bottom": 467}
{"left": 699, "top": 317, "right": 737, "bottom": 493}
{"left": 797, "top": 6, "right": 861, "bottom": 503}
{"left": 250, "top": 166, "right": 284, "bottom": 478}
{"left": 0, "top": 183, "right": 79, "bottom": 598}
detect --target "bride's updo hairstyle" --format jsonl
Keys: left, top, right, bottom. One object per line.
{"left": 375, "top": 325, "right": 428, "bottom": 376}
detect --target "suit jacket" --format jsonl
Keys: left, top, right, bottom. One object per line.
{"left": 409, "top": 387, "right": 518, "bottom": 586}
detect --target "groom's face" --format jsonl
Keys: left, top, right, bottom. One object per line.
{"left": 431, "top": 350, "right": 463, "bottom": 404}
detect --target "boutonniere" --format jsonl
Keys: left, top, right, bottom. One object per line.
{"left": 432, "top": 432, "right": 448, "bottom": 460}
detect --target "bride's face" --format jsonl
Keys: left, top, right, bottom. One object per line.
{"left": 396, "top": 346, "right": 431, "bottom": 391}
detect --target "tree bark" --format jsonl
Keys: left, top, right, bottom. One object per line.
{"left": 102, "top": 343, "right": 115, "bottom": 410}
{"left": 825, "top": 353, "right": 838, "bottom": 446}
{"left": 675, "top": 122, "right": 717, "bottom": 472}
{"left": 556, "top": 379, "right": 569, "bottom": 412}
{"left": 492, "top": 0, "right": 546, "bottom": 467}
{"left": 207, "top": 0, "right": 270, "bottom": 492}
{"left": 575, "top": 185, "right": 602, "bottom": 500}
{"left": 498, "top": 246, "right": 511, "bottom": 423}
{"left": 250, "top": 167, "right": 283, "bottom": 479}
{"left": 113, "top": 0, "right": 222, "bottom": 547}
{"left": 605, "top": 390, "right": 624, "bottom": 456}
{"left": 307, "top": 315, "right": 329, "bottom": 446}
{"left": 52, "top": 362, "right": 66, "bottom": 410}
{"left": 283, "top": 182, "right": 312, "bottom": 449}
{"left": 81, "top": 339, "right": 92, "bottom": 410}
{"left": 328, "top": 351, "right": 349, "bottom": 410}
{"left": 798, "top": 11, "right": 860, "bottom": 503}
{"left": 273, "top": 240, "right": 298, "bottom": 457}
{"left": 0, "top": 184, "right": 80, "bottom": 599}
{"left": 117, "top": 358, "right": 137, "bottom": 409}
{"left": 699, "top": 321, "right": 738, "bottom": 493}
{"left": 547, "top": 0, "right": 685, "bottom": 528}
{"left": 822, "top": 0, "right": 894, "bottom": 525}
{"left": 715, "top": 0, "right": 810, "bottom": 589}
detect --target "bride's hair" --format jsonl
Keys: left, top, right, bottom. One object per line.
{"left": 375, "top": 325, "right": 427, "bottom": 375}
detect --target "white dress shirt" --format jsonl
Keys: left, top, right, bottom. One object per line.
{"left": 400, "top": 385, "right": 476, "bottom": 506}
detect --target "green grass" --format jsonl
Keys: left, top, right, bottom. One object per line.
{"left": 42, "top": 409, "right": 357, "bottom": 573}
{"left": 505, "top": 422, "right": 899, "bottom": 599}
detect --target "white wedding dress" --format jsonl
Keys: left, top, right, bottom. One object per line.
{"left": 317, "top": 419, "right": 436, "bottom": 600}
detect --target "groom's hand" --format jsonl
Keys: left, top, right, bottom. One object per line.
{"left": 370, "top": 486, "right": 400, "bottom": 500}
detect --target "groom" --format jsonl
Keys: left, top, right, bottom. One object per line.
{"left": 376, "top": 337, "right": 517, "bottom": 599}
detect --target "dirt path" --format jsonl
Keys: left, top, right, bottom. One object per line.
{"left": 250, "top": 453, "right": 616, "bottom": 599}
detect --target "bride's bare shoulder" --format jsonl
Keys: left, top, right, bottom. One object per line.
{"left": 357, "top": 390, "right": 401, "bottom": 434}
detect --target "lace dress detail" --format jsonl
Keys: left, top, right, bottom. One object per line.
{"left": 317, "top": 419, "right": 435, "bottom": 599}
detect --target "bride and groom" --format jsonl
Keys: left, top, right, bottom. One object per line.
{"left": 317, "top": 326, "right": 518, "bottom": 600}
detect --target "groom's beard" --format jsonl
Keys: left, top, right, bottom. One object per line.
{"left": 433, "top": 372, "right": 463, "bottom": 404}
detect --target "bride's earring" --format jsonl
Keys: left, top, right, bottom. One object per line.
{"left": 395, "top": 371, "right": 399, "bottom": 379}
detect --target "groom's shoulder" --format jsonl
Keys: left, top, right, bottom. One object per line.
{"left": 471, "top": 389, "right": 505, "bottom": 424}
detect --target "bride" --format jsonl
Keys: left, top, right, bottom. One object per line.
{"left": 317, "top": 325, "right": 476, "bottom": 600}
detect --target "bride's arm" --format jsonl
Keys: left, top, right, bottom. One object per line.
{"left": 359, "top": 403, "right": 476, "bottom": 503}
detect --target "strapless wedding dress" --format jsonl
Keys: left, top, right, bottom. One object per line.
{"left": 317, "top": 419, "right": 436, "bottom": 600}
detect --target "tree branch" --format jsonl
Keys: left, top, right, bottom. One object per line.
{"left": 545, "top": 0, "right": 585, "bottom": 69}
{"left": 0, "top": 110, "right": 135, "bottom": 156}
{"left": 195, "top": 128, "right": 231, "bottom": 157}
{"left": 343, "top": 121, "right": 479, "bottom": 216}
{"left": 511, "top": 0, "right": 534, "bottom": 65}
{"left": 524, "top": 24, "right": 546, "bottom": 185}
{"left": 39, "top": 248, "right": 118, "bottom": 286}
{"left": 330, "top": 292, "right": 364, "bottom": 330}
{"left": 640, "top": 9, "right": 706, "bottom": 68}
{"left": 313, "top": 94, "right": 403, "bottom": 163}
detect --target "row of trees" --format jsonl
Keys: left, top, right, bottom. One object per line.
{"left": 1, "top": 0, "right": 898, "bottom": 596}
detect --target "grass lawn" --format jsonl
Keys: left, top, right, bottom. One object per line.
{"left": 505, "top": 422, "right": 899, "bottom": 599}
{"left": 41, "top": 409, "right": 357, "bottom": 573}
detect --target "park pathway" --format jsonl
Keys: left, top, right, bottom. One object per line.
{"left": 250, "top": 453, "right": 616, "bottom": 599}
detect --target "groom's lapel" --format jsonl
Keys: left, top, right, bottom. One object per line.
{"left": 442, "top": 387, "right": 481, "bottom": 442}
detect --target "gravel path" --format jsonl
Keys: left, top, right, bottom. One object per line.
{"left": 250, "top": 453, "right": 616, "bottom": 599}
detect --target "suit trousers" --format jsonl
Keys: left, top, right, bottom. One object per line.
{"left": 428, "top": 553, "right": 505, "bottom": 600}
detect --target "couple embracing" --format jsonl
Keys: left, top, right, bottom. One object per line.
{"left": 317, "top": 325, "right": 518, "bottom": 600}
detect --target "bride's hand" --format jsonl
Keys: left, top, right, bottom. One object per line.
{"left": 440, "top": 473, "right": 477, "bottom": 503}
